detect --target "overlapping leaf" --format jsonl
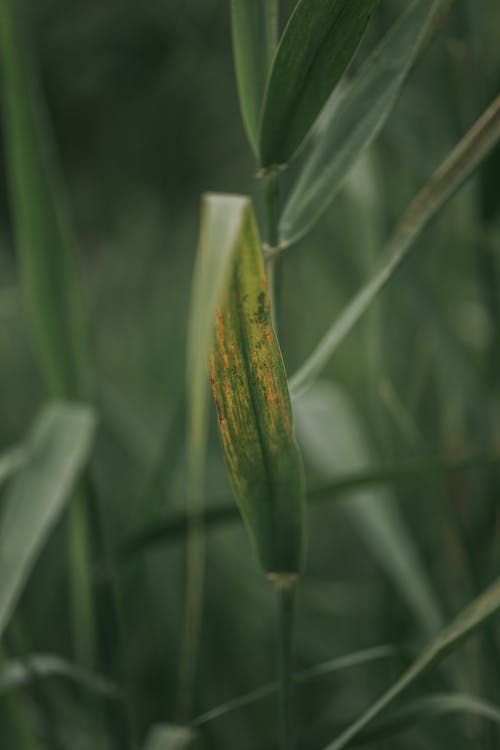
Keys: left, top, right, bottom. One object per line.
{"left": 210, "top": 200, "right": 306, "bottom": 576}
{"left": 259, "top": 0, "right": 378, "bottom": 168}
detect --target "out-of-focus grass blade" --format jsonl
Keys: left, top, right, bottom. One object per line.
{"left": 279, "top": 0, "right": 444, "bottom": 246}
{"left": 118, "top": 453, "right": 500, "bottom": 556}
{"left": 290, "top": 93, "right": 500, "bottom": 397}
{"left": 209, "top": 199, "right": 306, "bottom": 576}
{"left": 294, "top": 381, "right": 442, "bottom": 635}
{"left": 357, "top": 693, "right": 500, "bottom": 745}
{"left": 0, "top": 403, "right": 95, "bottom": 639}
{"left": 259, "top": 0, "right": 378, "bottom": 168}
{"left": 0, "top": 445, "right": 25, "bottom": 488}
{"left": 323, "top": 575, "right": 500, "bottom": 750}
{"left": 0, "top": 0, "right": 88, "bottom": 398}
{"left": 231, "top": 0, "right": 278, "bottom": 153}
{"left": 142, "top": 725, "right": 200, "bottom": 750}
{"left": 192, "top": 645, "right": 394, "bottom": 727}
{"left": 178, "top": 193, "right": 249, "bottom": 721}
{"left": 0, "top": 654, "right": 116, "bottom": 698}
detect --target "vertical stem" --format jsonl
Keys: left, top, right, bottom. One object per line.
{"left": 264, "top": 169, "right": 281, "bottom": 332}
{"left": 276, "top": 581, "right": 297, "bottom": 750}
{"left": 68, "top": 490, "right": 96, "bottom": 669}
{"left": 0, "top": 647, "right": 41, "bottom": 750}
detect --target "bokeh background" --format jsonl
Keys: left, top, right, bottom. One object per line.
{"left": 1, "top": 0, "right": 500, "bottom": 748}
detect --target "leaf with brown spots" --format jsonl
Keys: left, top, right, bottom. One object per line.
{"left": 209, "top": 199, "right": 306, "bottom": 577}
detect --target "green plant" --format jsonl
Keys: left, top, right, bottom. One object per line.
{"left": 1, "top": 0, "right": 500, "bottom": 749}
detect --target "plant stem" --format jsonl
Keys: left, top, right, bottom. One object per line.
{"left": 276, "top": 581, "right": 297, "bottom": 750}
{"left": 264, "top": 169, "right": 281, "bottom": 332}
{"left": 68, "top": 489, "right": 96, "bottom": 669}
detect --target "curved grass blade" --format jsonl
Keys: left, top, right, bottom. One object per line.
{"left": 290, "top": 92, "right": 500, "bottom": 397}
{"left": 209, "top": 201, "right": 306, "bottom": 576}
{"left": 357, "top": 693, "right": 500, "bottom": 745}
{"left": 178, "top": 193, "right": 249, "bottom": 721}
{"left": 143, "top": 725, "right": 200, "bottom": 750}
{"left": 0, "top": 654, "right": 116, "bottom": 699}
{"left": 294, "top": 381, "right": 442, "bottom": 634}
{"left": 0, "top": 0, "right": 88, "bottom": 399}
{"left": 323, "top": 575, "right": 500, "bottom": 749}
{"left": 0, "top": 403, "right": 95, "bottom": 640}
{"left": 231, "top": 0, "right": 278, "bottom": 153}
{"left": 118, "top": 453, "right": 500, "bottom": 556}
{"left": 0, "top": 445, "right": 25, "bottom": 489}
{"left": 259, "top": 0, "right": 378, "bottom": 168}
{"left": 279, "top": 0, "right": 445, "bottom": 246}
{"left": 192, "top": 645, "right": 395, "bottom": 727}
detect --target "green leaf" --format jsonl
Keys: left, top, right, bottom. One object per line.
{"left": 322, "top": 575, "right": 500, "bottom": 749}
{"left": 231, "top": 0, "right": 278, "bottom": 153}
{"left": 0, "top": 446, "right": 25, "bottom": 489}
{"left": 290, "top": 92, "right": 500, "bottom": 397}
{"left": 209, "top": 199, "right": 306, "bottom": 576}
{"left": 0, "top": 654, "right": 116, "bottom": 698}
{"left": 259, "top": 0, "right": 378, "bottom": 168}
{"left": 279, "top": 0, "right": 443, "bottom": 245}
{"left": 178, "top": 193, "right": 250, "bottom": 720}
{"left": 192, "top": 645, "right": 395, "bottom": 727}
{"left": 0, "top": 403, "right": 95, "bottom": 639}
{"left": 0, "top": 0, "right": 88, "bottom": 398}
{"left": 294, "top": 381, "right": 442, "bottom": 634}
{"left": 359, "top": 693, "right": 500, "bottom": 745}
{"left": 142, "top": 725, "right": 200, "bottom": 750}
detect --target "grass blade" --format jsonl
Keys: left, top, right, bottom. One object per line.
{"left": 210, "top": 199, "right": 306, "bottom": 576}
{"left": 0, "top": 654, "right": 116, "bottom": 699}
{"left": 289, "top": 93, "right": 500, "bottom": 397}
{"left": 259, "top": 0, "right": 378, "bottom": 168}
{"left": 279, "top": 0, "right": 445, "bottom": 246}
{"left": 192, "top": 645, "right": 395, "bottom": 727}
{"left": 0, "top": 445, "right": 25, "bottom": 488}
{"left": 178, "top": 193, "right": 249, "bottom": 721}
{"left": 0, "top": 403, "right": 95, "bottom": 640}
{"left": 323, "top": 575, "right": 500, "bottom": 749}
{"left": 0, "top": 0, "right": 88, "bottom": 398}
{"left": 231, "top": 0, "right": 278, "bottom": 153}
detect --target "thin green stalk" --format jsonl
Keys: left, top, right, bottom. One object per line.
{"left": 276, "top": 581, "right": 297, "bottom": 750}
{"left": 0, "top": 646, "right": 40, "bottom": 750}
{"left": 264, "top": 169, "right": 282, "bottom": 331}
{"left": 68, "top": 491, "right": 96, "bottom": 669}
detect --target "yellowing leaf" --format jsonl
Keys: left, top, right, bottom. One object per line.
{"left": 209, "top": 201, "right": 306, "bottom": 577}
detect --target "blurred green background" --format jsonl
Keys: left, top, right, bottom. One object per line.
{"left": 1, "top": 0, "right": 500, "bottom": 748}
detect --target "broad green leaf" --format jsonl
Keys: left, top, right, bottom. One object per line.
{"left": 0, "top": 446, "right": 25, "bottom": 489}
{"left": 231, "top": 0, "right": 278, "bottom": 153}
{"left": 0, "top": 654, "right": 116, "bottom": 698}
{"left": 142, "top": 725, "right": 200, "bottom": 750}
{"left": 0, "top": 403, "right": 95, "bottom": 639}
{"left": 0, "top": 0, "right": 88, "bottom": 398}
{"left": 323, "top": 575, "right": 500, "bottom": 749}
{"left": 193, "top": 645, "right": 394, "bottom": 727}
{"left": 294, "top": 381, "right": 442, "bottom": 634}
{"left": 210, "top": 200, "right": 306, "bottom": 576}
{"left": 279, "top": 0, "right": 443, "bottom": 245}
{"left": 178, "top": 193, "right": 249, "bottom": 720}
{"left": 118, "top": 453, "right": 500, "bottom": 556}
{"left": 290, "top": 92, "right": 500, "bottom": 397}
{"left": 259, "top": 0, "right": 378, "bottom": 168}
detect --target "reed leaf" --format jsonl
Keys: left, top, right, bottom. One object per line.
{"left": 143, "top": 726, "right": 200, "bottom": 750}
{"left": 259, "top": 0, "right": 378, "bottom": 168}
{"left": 0, "top": 403, "right": 95, "bottom": 640}
{"left": 209, "top": 199, "right": 306, "bottom": 576}
{"left": 323, "top": 575, "right": 500, "bottom": 749}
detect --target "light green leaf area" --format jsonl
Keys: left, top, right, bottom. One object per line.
{"left": 142, "top": 725, "right": 200, "bottom": 750}
{"left": 324, "top": 575, "right": 500, "bottom": 749}
{"left": 280, "top": 0, "right": 441, "bottom": 245}
{"left": 294, "top": 381, "right": 442, "bottom": 635}
{"left": 0, "top": 653, "right": 116, "bottom": 698}
{"left": 0, "top": 0, "right": 88, "bottom": 398}
{"left": 0, "top": 446, "right": 25, "bottom": 489}
{"left": 259, "top": 0, "right": 378, "bottom": 168}
{"left": 290, "top": 92, "right": 500, "bottom": 397}
{"left": 230, "top": 0, "right": 278, "bottom": 153}
{"left": 0, "top": 403, "right": 96, "bottom": 639}
{"left": 210, "top": 201, "right": 306, "bottom": 576}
